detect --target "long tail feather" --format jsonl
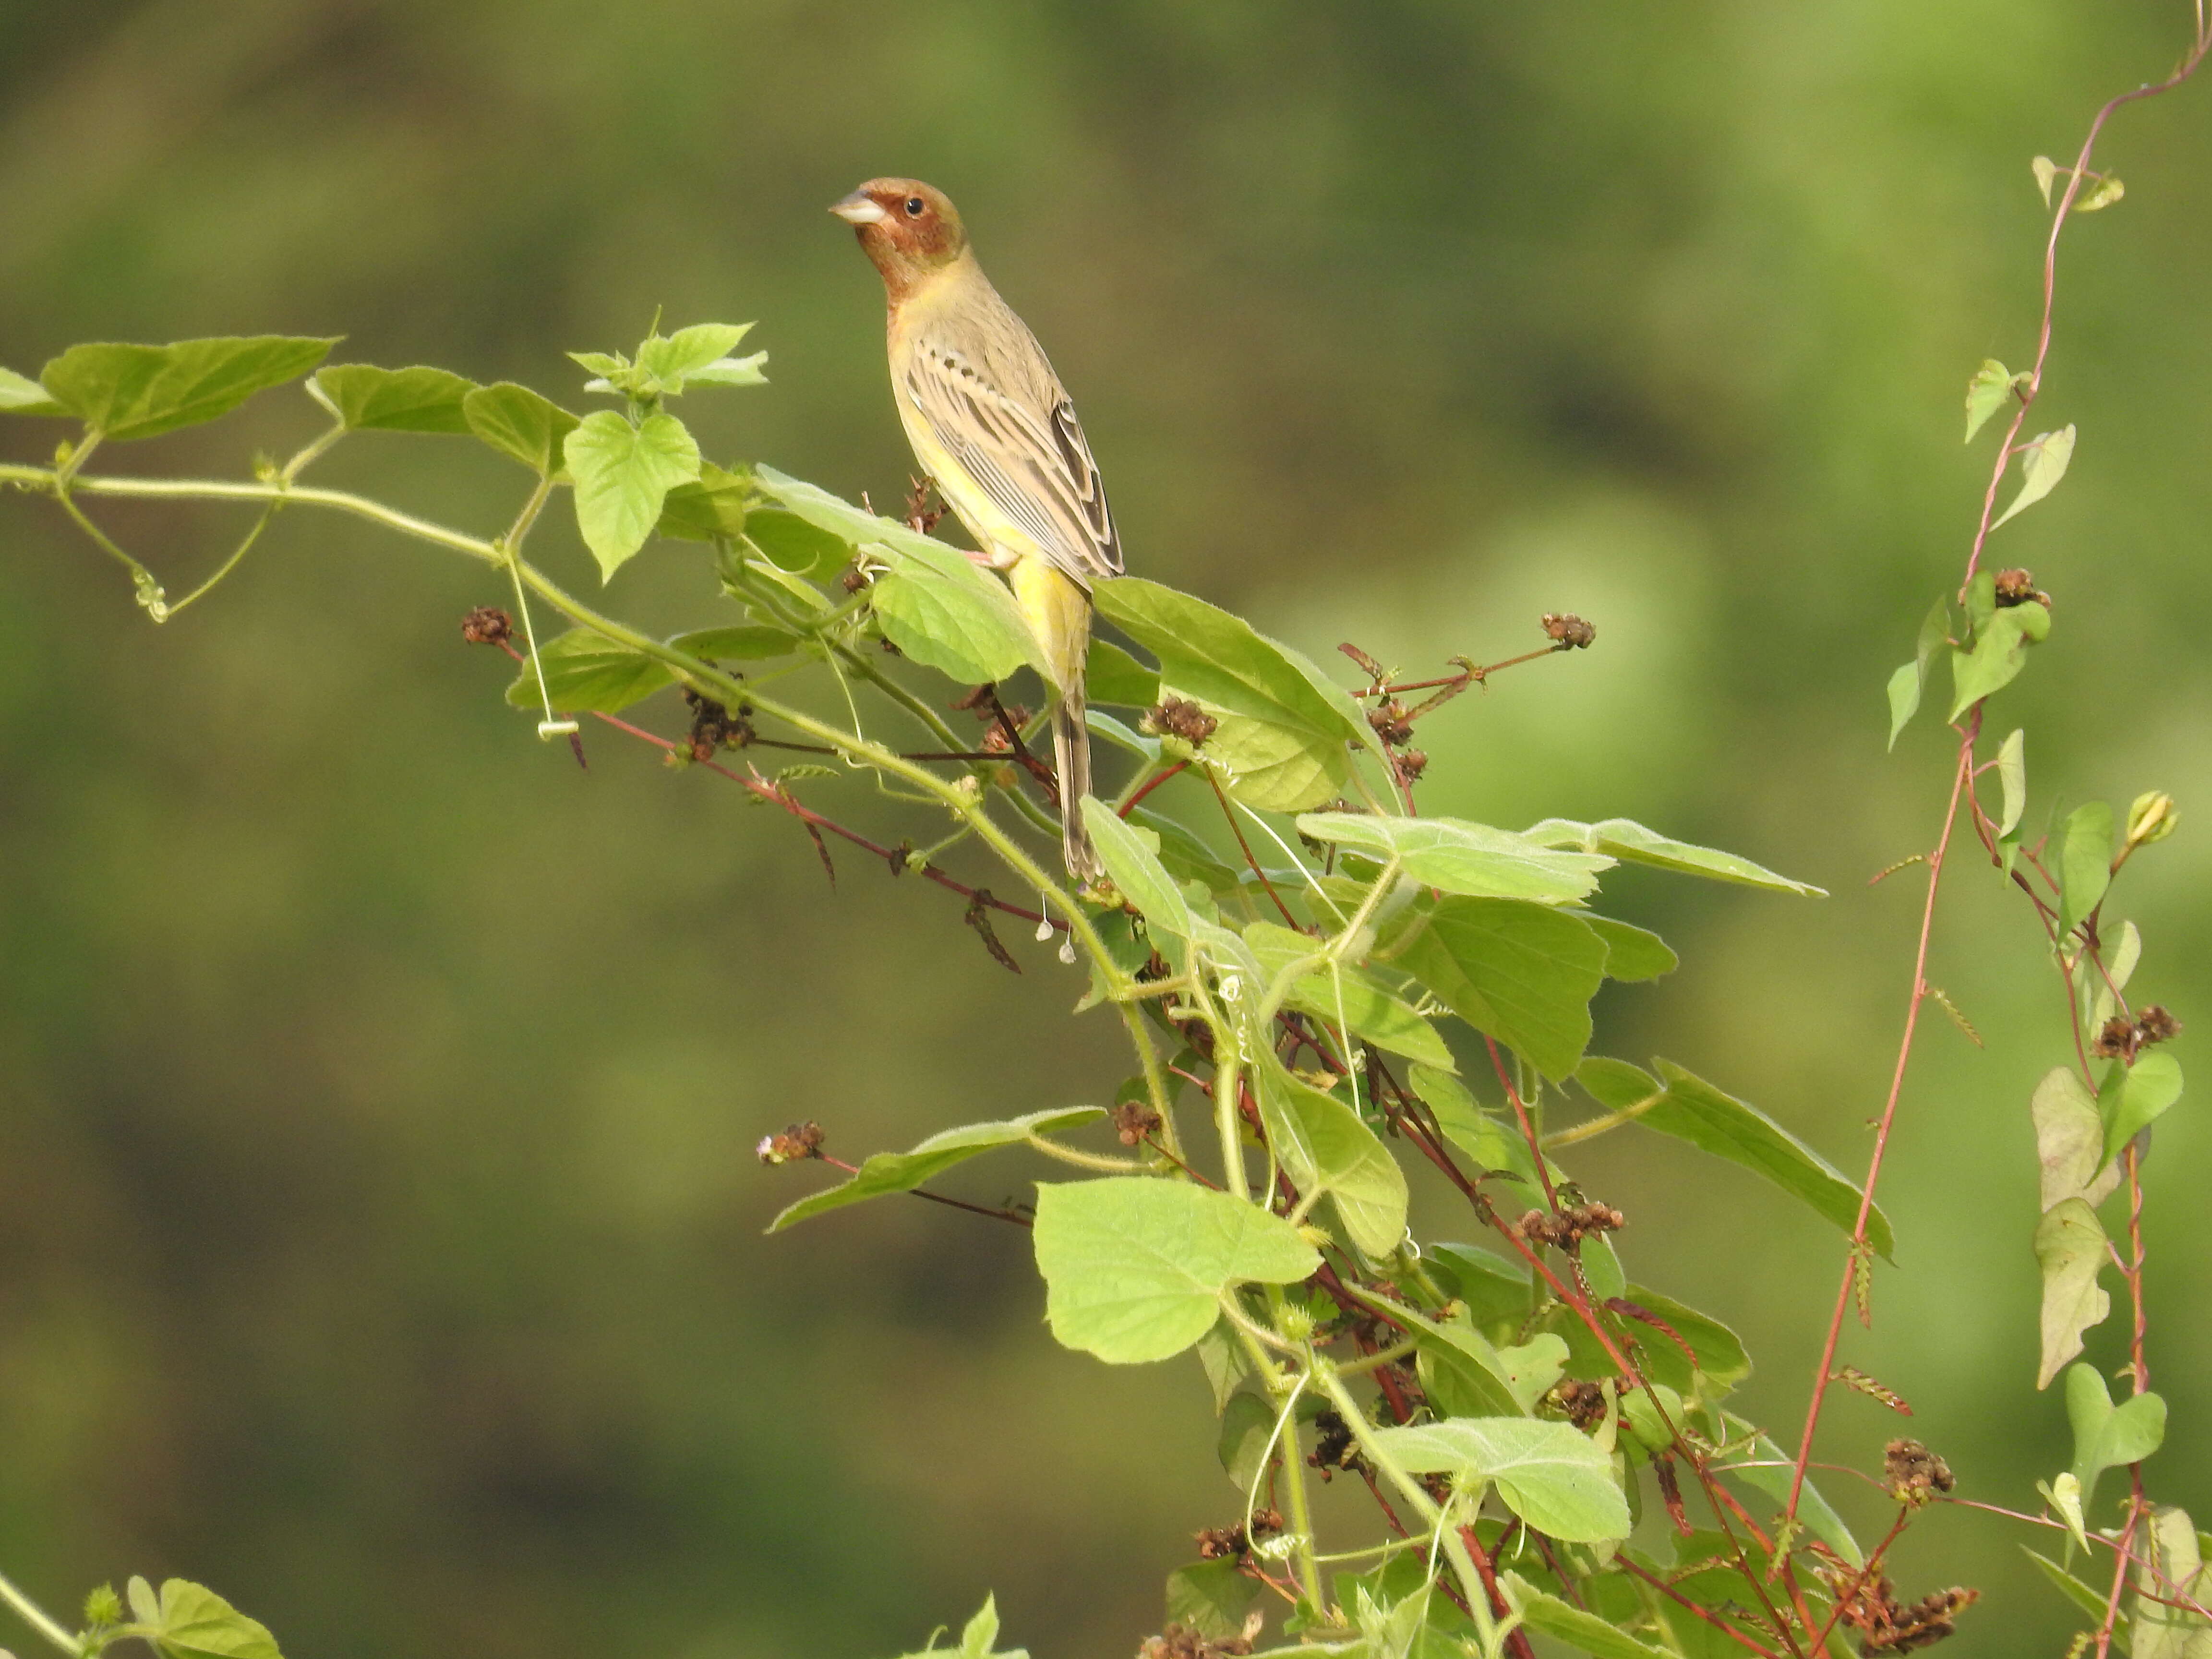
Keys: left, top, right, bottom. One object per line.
{"left": 1053, "top": 683, "right": 1101, "bottom": 883}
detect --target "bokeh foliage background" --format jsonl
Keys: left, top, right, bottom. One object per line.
{"left": 0, "top": 2, "right": 2208, "bottom": 1655}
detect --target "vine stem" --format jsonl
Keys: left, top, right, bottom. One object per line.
{"left": 0, "top": 1566, "right": 77, "bottom": 1656}
{"left": 1785, "top": 728, "right": 1971, "bottom": 1517}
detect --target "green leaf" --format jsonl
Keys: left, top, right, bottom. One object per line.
{"left": 1032, "top": 1178, "right": 1320, "bottom": 1364}
{"left": 312, "top": 363, "right": 479, "bottom": 433}
{"left": 2077, "top": 174, "right": 2127, "bottom": 213}
{"left": 2067, "top": 1363, "right": 2166, "bottom": 1510}
{"left": 2033, "top": 155, "right": 2061, "bottom": 207}
{"left": 1219, "top": 1390, "right": 1277, "bottom": 1490}
{"left": 893, "top": 1593, "right": 1027, "bottom": 1659}
{"left": 668, "top": 624, "right": 801, "bottom": 662}
{"left": 2135, "top": 1508, "right": 2210, "bottom": 1659}
{"left": 0, "top": 364, "right": 64, "bottom": 415}
{"left": 1626, "top": 1060, "right": 1894, "bottom": 1257}
{"left": 2024, "top": 1549, "right": 2128, "bottom": 1645}
{"left": 1583, "top": 916, "right": 1676, "bottom": 982}
{"left": 1095, "top": 577, "right": 1380, "bottom": 812}
{"left": 1499, "top": 1572, "right": 1670, "bottom": 1659}
{"left": 1410, "top": 1066, "right": 1544, "bottom": 1191}
{"left": 41, "top": 336, "right": 337, "bottom": 441}
{"left": 1581, "top": 1233, "right": 1626, "bottom": 1302}
{"left": 745, "top": 506, "right": 849, "bottom": 576}
{"left": 2038, "top": 1205, "right": 2114, "bottom": 1389}
{"left": 1991, "top": 424, "right": 2077, "bottom": 531}
{"left": 1129, "top": 807, "right": 1241, "bottom": 893}
{"left": 1425, "top": 1241, "right": 1535, "bottom": 1331}
{"left": 1554, "top": 1281, "right": 1749, "bottom": 1398}
{"left": 1523, "top": 818, "right": 1824, "bottom": 897}
{"left": 1166, "top": 1560, "right": 1260, "bottom": 1642}
{"left": 1393, "top": 896, "right": 1607, "bottom": 1082}
{"left": 767, "top": 1107, "right": 1105, "bottom": 1233}
{"left": 2102, "top": 1052, "right": 2183, "bottom": 1169}
{"left": 657, "top": 463, "right": 752, "bottom": 541}
{"left": 2033, "top": 1066, "right": 2121, "bottom": 1212}
{"left": 1965, "top": 359, "right": 2020, "bottom": 443}
{"left": 1369, "top": 1417, "right": 1629, "bottom": 1542}
{"left": 1997, "top": 729, "right": 2028, "bottom": 837}
{"left": 138, "top": 1580, "right": 281, "bottom": 1659}
{"left": 1087, "top": 638, "right": 1160, "bottom": 707}
{"left": 635, "top": 322, "right": 757, "bottom": 391}
{"left": 1083, "top": 800, "right": 1194, "bottom": 942}
{"left": 1947, "top": 603, "right": 2044, "bottom": 720}
{"left": 1297, "top": 813, "right": 1611, "bottom": 904}
{"left": 1196, "top": 1317, "right": 1253, "bottom": 1415}
{"left": 462, "top": 383, "right": 581, "bottom": 477}
{"left": 1251, "top": 1058, "right": 1409, "bottom": 1257}
{"left": 2059, "top": 801, "right": 2115, "bottom": 941}
{"left": 565, "top": 410, "right": 702, "bottom": 580}
{"left": 505, "top": 628, "right": 673, "bottom": 714}
{"left": 1243, "top": 920, "right": 1452, "bottom": 1069}
{"left": 1886, "top": 595, "right": 1953, "bottom": 750}
{"left": 872, "top": 571, "right": 1025, "bottom": 685}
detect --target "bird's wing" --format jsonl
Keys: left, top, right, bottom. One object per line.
{"left": 901, "top": 336, "right": 1122, "bottom": 585}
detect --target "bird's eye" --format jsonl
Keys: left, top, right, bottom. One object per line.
{"left": 903, "top": 196, "right": 926, "bottom": 217}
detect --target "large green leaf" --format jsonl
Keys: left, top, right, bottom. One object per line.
{"left": 1580, "top": 1058, "right": 1893, "bottom": 1256}
{"left": 1392, "top": 896, "right": 1607, "bottom": 1081}
{"left": 1250, "top": 1058, "right": 1408, "bottom": 1257}
{"left": 1522, "top": 818, "right": 1824, "bottom": 897}
{"left": 767, "top": 1107, "right": 1104, "bottom": 1233}
{"left": 2058, "top": 800, "right": 2114, "bottom": 941}
{"left": 2033, "top": 1065, "right": 2121, "bottom": 1212}
{"left": 1583, "top": 916, "right": 1677, "bottom": 982}
{"left": 565, "top": 409, "right": 701, "bottom": 580}
{"left": 1095, "top": 577, "right": 1379, "bottom": 812}
{"left": 667, "top": 624, "right": 802, "bottom": 662}
{"left": 1408, "top": 1066, "right": 1544, "bottom": 1191}
{"left": 1243, "top": 920, "right": 1453, "bottom": 1069}
{"left": 1296, "top": 813, "right": 1610, "bottom": 903}
{"left": 41, "top": 336, "right": 337, "bottom": 441}
{"left": 1087, "top": 638, "right": 1160, "bottom": 707}
{"left": 2102, "top": 1052, "right": 2183, "bottom": 1167}
{"left": 634, "top": 322, "right": 764, "bottom": 393}
{"left": 658, "top": 463, "right": 753, "bottom": 541}
{"left": 312, "top": 363, "right": 480, "bottom": 433}
{"left": 1082, "top": 799, "right": 1194, "bottom": 945}
{"left": 753, "top": 467, "right": 1042, "bottom": 683}
{"left": 1032, "top": 1178, "right": 1320, "bottom": 1364}
{"left": 129, "top": 1579, "right": 282, "bottom": 1659}
{"left": 1166, "top": 1560, "right": 1261, "bottom": 1642}
{"left": 2067, "top": 1363, "right": 2166, "bottom": 1513}
{"left": 1499, "top": 1573, "right": 1670, "bottom": 1659}
{"left": 505, "top": 629, "right": 673, "bottom": 715}
{"left": 462, "top": 382, "right": 580, "bottom": 476}
{"left": 744, "top": 506, "right": 848, "bottom": 576}
{"left": 1368, "top": 1417, "right": 1629, "bottom": 1542}
{"left": 1947, "top": 599, "right": 2049, "bottom": 720}
{"left": 2037, "top": 1203, "right": 2113, "bottom": 1389}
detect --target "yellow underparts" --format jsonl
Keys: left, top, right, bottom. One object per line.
{"left": 1006, "top": 553, "right": 1090, "bottom": 695}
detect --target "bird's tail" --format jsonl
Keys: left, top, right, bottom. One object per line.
{"left": 1053, "top": 681, "right": 1102, "bottom": 884}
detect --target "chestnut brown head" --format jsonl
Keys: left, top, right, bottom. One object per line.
{"left": 830, "top": 178, "right": 969, "bottom": 297}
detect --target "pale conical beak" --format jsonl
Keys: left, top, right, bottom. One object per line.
{"left": 830, "top": 192, "right": 887, "bottom": 225}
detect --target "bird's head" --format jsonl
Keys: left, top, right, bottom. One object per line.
{"left": 830, "top": 179, "right": 969, "bottom": 296}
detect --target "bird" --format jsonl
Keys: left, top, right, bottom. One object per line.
{"left": 830, "top": 178, "right": 1120, "bottom": 884}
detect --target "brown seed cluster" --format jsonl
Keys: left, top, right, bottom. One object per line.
{"left": 1368, "top": 698, "right": 1416, "bottom": 747}
{"left": 1542, "top": 613, "right": 1597, "bottom": 649}
{"left": 1992, "top": 567, "right": 2051, "bottom": 609}
{"left": 682, "top": 688, "right": 755, "bottom": 761}
{"left": 1111, "top": 1099, "right": 1165, "bottom": 1146}
{"left": 1194, "top": 1508, "right": 1282, "bottom": 1561}
{"left": 1550, "top": 1378, "right": 1613, "bottom": 1428}
{"left": 1142, "top": 697, "right": 1219, "bottom": 748}
{"left": 1139, "top": 1621, "right": 1258, "bottom": 1659}
{"left": 1833, "top": 1576, "right": 1979, "bottom": 1654}
{"left": 1520, "top": 1202, "right": 1626, "bottom": 1248}
{"left": 755, "top": 1122, "right": 825, "bottom": 1166}
{"left": 1306, "top": 1409, "right": 1369, "bottom": 1480}
{"left": 460, "top": 606, "right": 513, "bottom": 646}
{"left": 2092, "top": 1004, "right": 2183, "bottom": 1060}
{"left": 1882, "top": 1438, "right": 1955, "bottom": 1504}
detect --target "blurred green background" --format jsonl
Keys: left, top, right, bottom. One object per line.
{"left": 1, "top": 2, "right": 2208, "bottom": 1655}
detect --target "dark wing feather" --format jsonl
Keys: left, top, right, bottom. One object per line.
{"left": 902, "top": 338, "right": 1122, "bottom": 584}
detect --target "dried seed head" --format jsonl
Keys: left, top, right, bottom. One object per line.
{"left": 1367, "top": 699, "right": 1416, "bottom": 747}
{"left": 461, "top": 606, "right": 514, "bottom": 647}
{"left": 756, "top": 1121, "right": 826, "bottom": 1165}
{"left": 1111, "top": 1098, "right": 1164, "bottom": 1147}
{"left": 2137, "top": 1004, "right": 2182, "bottom": 1045}
{"left": 1542, "top": 613, "right": 1596, "bottom": 649}
{"left": 1882, "top": 1437, "right": 1954, "bottom": 1503}
{"left": 1142, "top": 697, "right": 1219, "bottom": 749}
{"left": 2091, "top": 1015, "right": 2138, "bottom": 1060}
{"left": 1992, "top": 567, "right": 2044, "bottom": 607}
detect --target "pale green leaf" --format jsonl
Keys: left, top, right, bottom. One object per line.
{"left": 312, "top": 363, "right": 480, "bottom": 433}
{"left": 1726, "top": 1426, "right": 1862, "bottom": 1565}
{"left": 2025, "top": 1548, "right": 2129, "bottom": 1647}
{"left": 1522, "top": 818, "right": 1824, "bottom": 897}
{"left": 1166, "top": 1559, "right": 1260, "bottom": 1642}
{"left": 565, "top": 410, "right": 702, "bottom": 579}
{"left": 1887, "top": 595, "right": 1953, "bottom": 750}
{"left": 1250, "top": 1057, "right": 1408, "bottom": 1256}
{"left": 2135, "top": 1508, "right": 2212, "bottom": 1659}
{"left": 1997, "top": 729, "right": 2028, "bottom": 837}
{"left": 1964, "top": 359, "right": 2017, "bottom": 443}
{"left": 41, "top": 336, "right": 338, "bottom": 441}
{"left": 2033, "top": 1066, "right": 2121, "bottom": 1212}
{"left": 2032, "top": 155, "right": 2060, "bottom": 207}
{"left": 657, "top": 464, "right": 752, "bottom": 541}
{"left": 1083, "top": 799, "right": 1194, "bottom": 943}
{"left": 1991, "top": 424, "right": 2077, "bottom": 531}
{"left": 2077, "top": 174, "right": 2126, "bottom": 213}
{"left": 635, "top": 322, "right": 754, "bottom": 390}
{"left": 766, "top": 1107, "right": 1105, "bottom": 1232}
{"left": 1583, "top": 916, "right": 1677, "bottom": 982}
{"left": 1947, "top": 603, "right": 2046, "bottom": 720}
{"left": 2038, "top": 1204, "right": 2113, "bottom": 1388}
{"left": 143, "top": 1581, "right": 281, "bottom": 1659}
{"left": 2059, "top": 800, "right": 2115, "bottom": 941}
{"left": 0, "top": 364, "right": 62, "bottom": 414}
{"left": 1393, "top": 896, "right": 1607, "bottom": 1081}
{"left": 1296, "top": 812, "right": 1611, "bottom": 903}
{"left": 505, "top": 629, "right": 672, "bottom": 714}
{"left": 668, "top": 624, "right": 801, "bottom": 662}
{"left": 2102, "top": 1052, "right": 2183, "bottom": 1168}
{"left": 1087, "top": 638, "right": 1160, "bottom": 707}
{"left": 1369, "top": 1417, "right": 1630, "bottom": 1542}
{"left": 1499, "top": 1572, "right": 1671, "bottom": 1659}
{"left": 2067, "top": 1363, "right": 2166, "bottom": 1507}
{"left": 1031, "top": 1178, "right": 1321, "bottom": 1364}
{"left": 1219, "top": 1390, "right": 1277, "bottom": 1489}
{"left": 745, "top": 506, "right": 849, "bottom": 576}
{"left": 1243, "top": 920, "right": 1452, "bottom": 1069}
{"left": 462, "top": 382, "right": 580, "bottom": 476}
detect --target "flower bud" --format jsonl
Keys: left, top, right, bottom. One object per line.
{"left": 2125, "top": 791, "right": 2178, "bottom": 848}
